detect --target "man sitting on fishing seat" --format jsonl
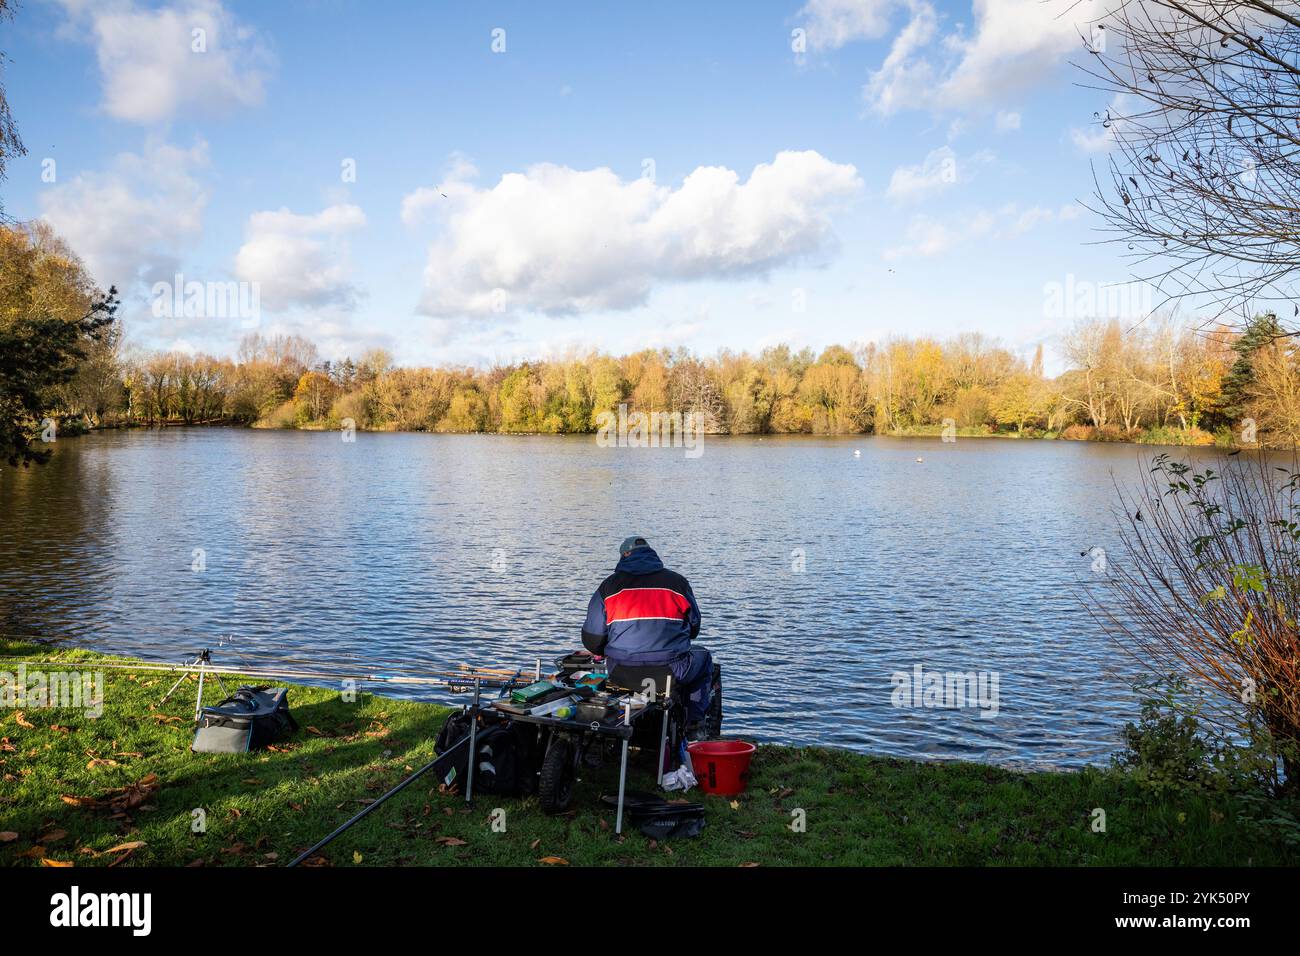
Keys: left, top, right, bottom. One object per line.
{"left": 581, "top": 536, "right": 712, "bottom": 739}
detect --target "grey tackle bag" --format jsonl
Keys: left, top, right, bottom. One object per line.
{"left": 192, "top": 686, "right": 298, "bottom": 754}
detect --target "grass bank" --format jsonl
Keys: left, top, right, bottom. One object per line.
{"left": 1, "top": 641, "right": 1295, "bottom": 867}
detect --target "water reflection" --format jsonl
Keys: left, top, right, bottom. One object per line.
{"left": 0, "top": 429, "right": 1218, "bottom": 767}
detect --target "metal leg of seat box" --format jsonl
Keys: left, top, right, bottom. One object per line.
{"left": 615, "top": 699, "right": 631, "bottom": 835}
{"left": 656, "top": 675, "right": 673, "bottom": 787}
{"left": 465, "top": 679, "right": 480, "bottom": 803}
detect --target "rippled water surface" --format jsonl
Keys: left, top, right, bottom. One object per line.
{"left": 0, "top": 429, "right": 1214, "bottom": 767}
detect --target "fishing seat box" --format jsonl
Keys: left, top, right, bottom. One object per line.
{"left": 192, "top": 686, "right": 298, "bottom": 753}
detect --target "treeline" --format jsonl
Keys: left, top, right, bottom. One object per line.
{"left": 8, "top": 222, "right": 1300, "bottom": 446}
{"left": 53, "top": 319, "right": 1293, "bottom": 446}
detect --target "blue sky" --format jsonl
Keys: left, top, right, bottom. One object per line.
{"left": 3, "top": 0, "right": 1132, "bottom": 371}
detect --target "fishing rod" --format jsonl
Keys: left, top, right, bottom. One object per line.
{"left": 0, "top": 632, "right": 549, "bottom": 683}
{"left": 287, "top": 746, "right": 452, "bottom": 867}
{"left": 285, "top": 673, "right": 523, "bottom": 868}
{"left": 1, "top": 656, "right": 533, "bottom": 691}
{"left": 284, "top": 676, "right": 496, "bottom": 868}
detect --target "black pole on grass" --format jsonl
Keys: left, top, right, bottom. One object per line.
{"left": 287, "top": 675, "right": 510, "bottom": 868}
{"left": 286, "top": 731, "right": 469, "bottom": 867}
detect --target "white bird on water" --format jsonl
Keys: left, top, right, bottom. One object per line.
{"left": 915, "top": 456, "right": 924, "bottom": 463}
{"left": 854, "top": 449, "right": 861, "bottom": 458}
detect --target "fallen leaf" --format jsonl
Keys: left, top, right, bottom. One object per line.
{"left": 14, "top": 712, "right": 33, "bottom": 729}
{"left": 729, "top": 800, "right": 740, "bottom": 810}
{"left": 37, "top": 829, "right": 68, "bottom": 844}
{"left": 39, "top": 858, "right": 73, "bottom": 867}
{"left": 352, "top": 851, "right": 363, "bottom": 864}
{"left": 538, "top": 856, "right": 569, "bottom": 865}
{"left": 86, "top": 759, "right": 119, "bottom": 770}
{"left": 529, "top": 839, "right": 541, "bottom": 850}
{"left": 436, "top": 836, "right": 468, "bottom": 847}
{"left": 739, "top": 862, "right": 761, "bottom": 868}
{"left": 0, "top": 832, "right": 17, "bottom": 842}
{"left": 105, "top": 841, "right": 146, "bottom": 853}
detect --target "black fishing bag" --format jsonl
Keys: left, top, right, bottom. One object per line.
{"left": 192, "top": 686, "right": 298, "bottom": 754}
{"left": 435, "top": 713, "right": 537, "bottom": 795}
{"left": 435, "top": 710, "right": 473, "bottom": 755}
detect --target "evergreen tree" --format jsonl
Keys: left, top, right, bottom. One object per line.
{"left": 1220, "top": 313, "right": 1285, "bottom": 423}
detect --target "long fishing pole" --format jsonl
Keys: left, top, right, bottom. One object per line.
{"left": 0, "top": 632, "right": 554, "bottom": 683}
{"left": 286, "top": 676, "right": 510, "bottom": 868}
{"left": 1, "top": 657, "right": 527, "bottom": 690}
{"left": 286, "top": 732, "right": 470, "bottom": 867}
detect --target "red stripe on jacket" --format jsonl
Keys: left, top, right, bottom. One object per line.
{"left": 604, "top": 587, "right": 691, "bottom": 624}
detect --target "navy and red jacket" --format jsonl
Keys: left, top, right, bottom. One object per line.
{"left": 581, "top": 547, "right": 701, "bottom": 666}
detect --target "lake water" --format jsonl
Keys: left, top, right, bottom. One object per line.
{"left": 0, "top": 428, "right": 1211, "bottom": 768}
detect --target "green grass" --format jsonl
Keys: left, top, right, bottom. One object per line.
{"left": 1, "top": 641, "right": 1296, "bottom": 867}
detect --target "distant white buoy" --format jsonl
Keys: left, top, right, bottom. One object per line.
{"left": 915, "top": 457, "right": 924, "bottom": 462}
{"left": 853, "top": 449, "right": 861, "bottom": 458}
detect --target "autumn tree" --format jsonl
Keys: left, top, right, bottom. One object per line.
{"left": 293, "top": 369, "right": 336, "bottom": 422}
{"left": 0, "top": 224, "right": 117, "bottom": 464}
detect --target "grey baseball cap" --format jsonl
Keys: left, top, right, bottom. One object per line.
{"left": 619, "top": 535, "right": 649, "bottom": 555}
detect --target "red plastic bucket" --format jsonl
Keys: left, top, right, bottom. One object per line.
{"left": 688, "top": 740, "right": 755, "bottom": 796}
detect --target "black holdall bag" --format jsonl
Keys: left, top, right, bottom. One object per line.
{"left": 435, "top": 716, "right": 537, "bottom": 795}
{"left": 192, "top": 686, "right": 299, "bottom": 754}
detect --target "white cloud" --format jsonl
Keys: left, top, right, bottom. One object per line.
{"left": 234, "top": 205, "right": 367, "bottom": 311}
{"left": 884, "top": 202, "right": 1077, "bottom": 259}
{"left": 796, "top": 0, "right": 900, "bottom": 51}
{"left": 1068, "top": 93, "right": 1138, "bottom": 153}
{"left": 39, "top": 139, "right": 209, "bottom": 290}
{"left": 400, "top": 155, "right": 479, "bottom": 226}
{"left": 886, "top": 146, "right": 992, "bottom": 202}
{"left": 408, "top": 150, "right": 862, "bottom": 318}
{"left": 884, "top": 211, "right": 991, "bottom": 260}
{"left": 1070, "top": 124, "right": 1113, "bottom": 153}
{"left": 56, "top": 0, "right": 272, "bottom": 124}
{"left": 864, "top": 1, "right": 940, "bottom": 114}
{"left": 995, "top": 110, "right": 1021, "bottom": 131}
{"left": 829, "top": 0, "right": 1103, "bottom": 115}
